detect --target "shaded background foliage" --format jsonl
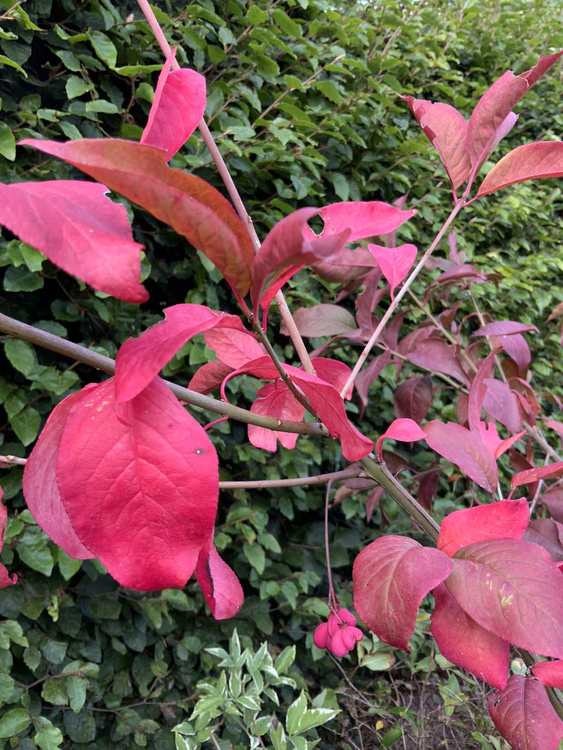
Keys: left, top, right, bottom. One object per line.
{"left": 0, "top": 0, "right": 561, "bottom": 747}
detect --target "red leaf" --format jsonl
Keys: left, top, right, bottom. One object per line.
{"left": 355, "top": 351, "right": 393, "bottom": 415}
{"left": 251, "top": 208, "right": 349, "bottom": 313}
{"left": 0, "top": 488, "right": 17, "bottom": 589}
{"left": 394, "top": 376, "right": 433, "bottom": 424}
{"left": 311, "top": 357, "right": 354, "bottom": 400}
{"left": 467, "top": 354, "right": 495, "bottom": 433}
{"left": 488, "top": 675, "right": 563, "bottom": 750}
{"left": 204, "top": 327, "right": 264, "bottom": 369}
{"left": 376, "top": 418, "right": 426, "bottom": 461}
{"left": 369, "top": 243, "right": 417, "bottom": 299}
{"left": 406, "top": 339, "right": 470, "bottom": 386}
{"left": 20, "top": 138, "right": 255, "bottom": 296}
{"left": 525, "top": 520, "right": 563, "bottom": 562}
{"left": 353, "top": 535, "right": 452, "bottom": 650}
{"left": 248, "top": 381, "right": 303, "bottom": 452}
{"left": 56, "top": 378, "right": 221, "bottom": 591}
{"left": 532, "top": 660, "right": 563, "bottom": 688}
{"left": 290, "top": 304, "right": 357, "bottom": 337}
{"left": 0, "top": 181, "right": 147, "bottom": 303}
{"left": 424, "top": 420, "right": 499, "bottom": 492}
{"left": 437, "top": 500, "right": 529, "bottom": 557}
{"left": 312, "top": 246, "right": 376, "bottom": 283}
{"left": 483, "top": 378, "right": 523, "bottom": 433}
{"left": 545, "top": 419, "right": 563, "bottom": 442}
{"left": 494, "top": 332, "right": 531, "bottom": 375}
{"left": 23, "top": 389, "right": 96, "bottom": 560}
{"left": 473, "top": 320, "right": 538, "bottom": 337}
{"left": 431, "top": 584, "right": 509, "bottom": 689}
{"left": 541, "top": 486, "right": 563, "bottom": 523}
{"left": 446, "top": 539, "right": 563, "bottom": 658}
{"left": 318, "top": 200, "right": 415, "bottom": 242}
{"left": 195, "top": 544, "right": 244, "bottom": 620}
{"left": 188, "top": 360, "right": 233, "bottom": 394}
{"left": 477, "top": 141, "right": 563, "bottom": 197}
{"left": 402, "top": 97, "right": 470, "bottom": 190}
{"left": 115, "top": 304, "right": 244, "bottom": 402}
{"left": 512, "top": 462, "right": 563, "bottom": 489}
{"left": 141, "top": 51, "right": 206, "bottom": 160}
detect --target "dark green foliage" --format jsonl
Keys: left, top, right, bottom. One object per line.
{"left": 0, "top": 1, "right": 561, "bottom": 747}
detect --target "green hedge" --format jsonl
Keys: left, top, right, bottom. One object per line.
{"left": 0, "top": 1, "right": 561, "bottom": 747}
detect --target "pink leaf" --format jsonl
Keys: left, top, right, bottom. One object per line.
{"left": 312, "top": 246, "right": 376, "bottom": 284}
{"left": 375, "top": 418, "right": 426, "bottom": 461}
{"left": 541, "top": 486, "right": 563, "bottom": 524}
{"left": 431, "top": 584, "right": 509, "bottom": 689}
{"left": 195, "top": 544, "right": 244, "bottom": 620}
{"left": 56, "top": 378, "right": 220, "bottom": 591}
{"left": 0, "top": 181, "right": 147, "bottom": 303}
{"left": 0, "top": 488, "right": 17, "bottom": 588}
{"left": 483, "top": 378, "right": 523, "bottom": 433}
{"left": 248, "top": 381, "right": 303, "bottom": 452}
{"left": 311, "top": 357, "right": 354, "bottom": 400}
{"left": 188, "top": 360, "right": 233, "bottom": 394}
{"left": 512, "top": 462, "right": 563, "bottom": 489}
{"left": 437, "top": 500, "right": 529, "bottom": 558}
{"left": 141, "top": 50, "right": 206, "bottom": 160}
{"left": 424, "top": 420, "right": 499, "bottom": 492}
{"left": 405, "top": 339, "right": 470, "bottom": 386}
{"left": 394, "top": 376, "right": 433, "bottom": 424}
{"left": 446, "top": 539, "right": 563, "bottom": 658}
{"left": 494, "top": 332, "right": 531, "bottom": 375}
{"left": 290, "top": 304, "right": 357, "bottom": 337}
{"left": 115, "top": 304, "right": 244, "bottom": 402}
{"left": 473, "top": 320, "right": 538, "bottom": 337}
{"left": 355, "top": 351, "right": 393, "bottom": 415}
{"left": 532, "top": 660, "right": 563, "bottom": 688}
{"left": 318, "top": 200, "right": 415, "bottom": 242}
{"left": 23, "top": 389, "right": 96, "bottom": 560}
{"left": 467, "top": 354, "right": 495, "bottom": 433}
{"left": 477, "top": 141, "right": 563, "bottom": 197}
{"left": 525, "top": 519, "right": 563, "bottom": 562}
{"left": 368, "top": 243, "right": 417, "bottom": 299}
{"left": 353, "top": 535, "right": 452, "bottom": 650}
{"left": 402, "top": 97, "right": 470, "bottom": 190}
{"left": 545, "top": 419, "right": 563, "bottom": 442}
{"left": 488, "top": 675, "right": 563, "bottom": 750}
{"left": 204, "top": 327, "right": 264, "bottom": 369}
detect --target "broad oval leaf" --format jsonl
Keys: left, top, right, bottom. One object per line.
{"left": 483, "top": 378, "right": 522, "bottom": 433}
{"left": 369, "top": 243, "right": 417, "bottom": 299}
{"left": 437, "top": 500, "right": 529, "bottom": 558}
{"left": 394, "top": 376, "right": 433, "bottom": 424}
{"left": 467, "top": 354, "right": 495, "bottom": 434}
{"left": 0, "top": 181, "right": 147, "bottom": 303}
{"left": 318, "top": 200, "right": 415, "bottom": 242}
{"left": 188, "top": 360, "right": 233, "bottom": 394}
{"left": 353, "top": 535, "right": 452, "bottom": 650}
{"left": 405, "top": 339, "right": 470, "bottom": 386}
{"left": 472, "top": 320, "right": 538, "bottom": 337}
{"left": 488, "top": 675, "right": 563, "bottom": 750}
{"left": 248, "top": 381, "right": 303, "bottom": 452}
{"left": 446, "top": 538, "right": 563, "bottom": 658}
{"left": 477, "top": 141, "right": 563, "bottom": 197}
{"left": 20, "top": 138, "right": 255, "bottom": 296}
{"left": 290, "top": 304, "right": 357, "bottom": 337}
{"left": 532, "top": 660, "right": 563, "bottom": 688}
{"left": 431, "top": 584, "right": 509, "bottom": 689}
{"left": 375, "top": 418, "right": 426, "bottom": 461}
{"left": 204, "top": 327, "right": 264, "bottom": 369}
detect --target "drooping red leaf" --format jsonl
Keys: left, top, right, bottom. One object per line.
{"left": 355, "top": 351, "right": 393, "bottom": 415}
{"left": 311, "top": 357, "right": 354, "bottom": 400}
{"left": 418, "top": 469, "right": 440, "bottom": 511}
{"left": 355, "top": 269, "right": 385, "bottom": 333}
{"left": 446, "top": 538, "right": 563, "bottom": 658}
{"left": 405, "top": 339, "right": 470, "bottom": 386}
{"left": 431, "top": 584, "right": 509, "bottom": 689}
{"left": 0, "top": 181, "right": 147, "bottom": 303}
{"left": 56, "top": 377, "right": 221, "bottom": 591}
{"left": 541, "top": 486, "right": 563, "bottom": 523}
{"left": 195, "top": 544, "right": 244, "bottom": 620}
{"left": 369, "top": 243, "right": 417, "bottom": 299}
{"left": 375, "top": 418, "right": 426, "bottom": 461}
{"left": 353, "top": 535, "right": 452, "bottom": 650}
{"left": 141, "top": 51, "right": 206, "bottom": 160}
{"left": 248, "top": 381, "right": 303, "bottom": 452}
{"left": 23, "top": 389, "right": 96, "bottom": 560}
{"left": 437, "top": 500, "right": 529, "bottom": 557}
{"left": 488, "top": 675, "right": 563, "bottom": 750}
{"left": 466, "top": 52, "right": 562, "bottom": 171}
{"left": 0, "top": 488, "right": 17, "bottom": 588}
{"left": 478, "top": 421, "right": 525, "bottom": 460}
{"left": 467, "top": 354, "right": 495, "bottom": 433}
{"left": 483, "top": 378, "right": 523, "bottom": 433}
{"left": 494, "top": 332, "right": 531, "bottom": 375}
{"left": 204, "top": 327, "right": 264, "bottom": 369}
{"left": 251, "top": 207, "right": 349, "bottom": 313}
{"left": 525, "top": 519, "right": 563, "bottom": 562}
{"left": 424, "top": 420, "right": 498, "bottom": 492}
{"left": 290, "top": 304, "right": 357, "bottom": 337}
{"left": 115, "top": 304, "right": 244, "bottom": 402}
{"left": 402, "top": 97, "right": 470, "bottom": 190}
{"left": 318, "top": 200, "right": 415, "bottom": 242}
{"left": 532, "top": 660, "right": 563, "bottom": 688}
{"left": 20, "top": 138, "right": 255, "bottom": 296}
{"left": 394, "top": 376, "right": 433, "bottom": 424}
{"left": 473, "top": 320, "right": 538, "bottom": 337}
{"left": 312, "top": 246, "right": 376, "bottom": 283}
{"left": 188, "top": 360, "right": 233, "bottom": 394}
{"left": 477, "top": 141, "right": 563, "bottom": 197}
{"left": 512, "top": 462, "right": 563, "bottom": 489}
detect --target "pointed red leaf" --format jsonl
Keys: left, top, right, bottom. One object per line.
{"left": 318, "top": 200, "right": 415, "bottom": 242}
{"left": 431, "top": 584, "right": 509, "bottom": 689}
{"left": 545, "top": 419, "right": 563, "bottom": 442}
{"left": 541, "top": 486, "right": 563, "bottom": 524}
{"left": 0, "top": 488, "right": 17, "bottom": 588}
{"left": 488, "top": 675, "right": 563, "bottom": 750}
{"left": 405, "top": 339, "right": 470, "bottom": 386}
{"left": 290, "top": 304, "right": 357, "bottom": 337}
{"left": 141, "top": 51, "right": 206, "bottom": 160}
{"left": 188, "top": 360, "right": 233, "bottom": 394}
{"left": 311, "top": 357, "right": 354, "bottom": 400}
{"left": 403, "top": 97, "right": 470, "bottom": 190}
{"left": 355, "top": 351, "right": 393, "bottom": 414}
{"left": 525, "top": 519, "right": 563, "bottom": 561}
{"left": 353, "top": 535, "right": 452, "bottom": 650}
{"left": 446, "top": 539, "right": 563, "bottom": 658}
{"left": 424, "top": 420, "right": 498, "bottom": 492}
{"left": 248, "top": 381, "right": 303, "bottom": 452}
{"left": 20, "top": 138, "right": 255, "bottom": 296}
{"left": 23, "top": 389, "right": 96, "bottom": 560}
{"left": 512, "top": 462, "right": 563, "bottom": 489}
{"left": 195, "top": 544, "right": 244, "bottom": 620}
{"left": 477, "top": 141, "right": 563, "bottom": 197}
{"left": 467, "top": 354, "right": 495, "bottom": 433}
{"left": 437, "top": 500, "right": 529, "bottom": 557}
{"left": 204, "top": 327, "right": 264, "bottom": 369}
{"left": 376, "top": 418, "right": 426, "bottom": 461}
{"left": 0, "top": 181, "right": 147, "bottom": 303}
{"left": 473, "top": 320, "right": 538, "bottom": 337}
{"left": 394, "top": 376, "right": 433, "bottom": 424}
{"left": 115, "top": 304, "right": 244, "bottom": 402}
{"left": 56, "top": 378, "right": 220, "bottom": 591}
{"left": 532, "top": 660, "right": 563, "bottom": 688}
{"left": 493, "top": 332, "right": 531, "bottom": 375}
{"left": 312, "top": 245, "right": 376, "bottom": 283}
{"left": 483, "top": 378, "right": 522, "bottom": 433}
{"left": 369, "top": 243, "right": 417, "bottom": 299}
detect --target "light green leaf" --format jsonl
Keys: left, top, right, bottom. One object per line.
{"left": 41, "top": 678, "right": 68, "bottom": 706}
{"left": 89, "top": 30, "right": 117, "bottom": 68}
{"left": 297, "top": 707, "right": 339, "bottom": 733}
{"left": 0, "top": 122, "right": 15, "bottom": 160}
{"left": 34, "top": 717, "right": 64, "bottom": 749}
{"left": 243, "top": 543, "right": 266, "bottom": 574}
{"left": 245, "top": 6, "right": 268, "bottom": 25}
{"left": 9, "top": 405, "right": 41, "bottom": 446}
{"left": 286, "top": 691, "right": 307, "bottom": 735}
{"left": 4, "top": 340, "right": 37, "bottom": 377}
{"left": 113, "top": 63, "right": 162, "bottom": 76}
{"left": 55, "top": 50, "right": 81, "bottom": 71}
{"left": 65, "top": 75, "right": 92, "bottom": 99}
{"left": 273, "top": 9, "right": 302, "bottom": 37}
{"left": 0, "top": 54, "right": 27, "bottom": 77}
{"left": 0, "top": 707, "right": 31, "bottom": 738}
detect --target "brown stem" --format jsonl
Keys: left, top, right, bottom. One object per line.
{"left": 220, "top": 467, "right": 361, "bottom": 490}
